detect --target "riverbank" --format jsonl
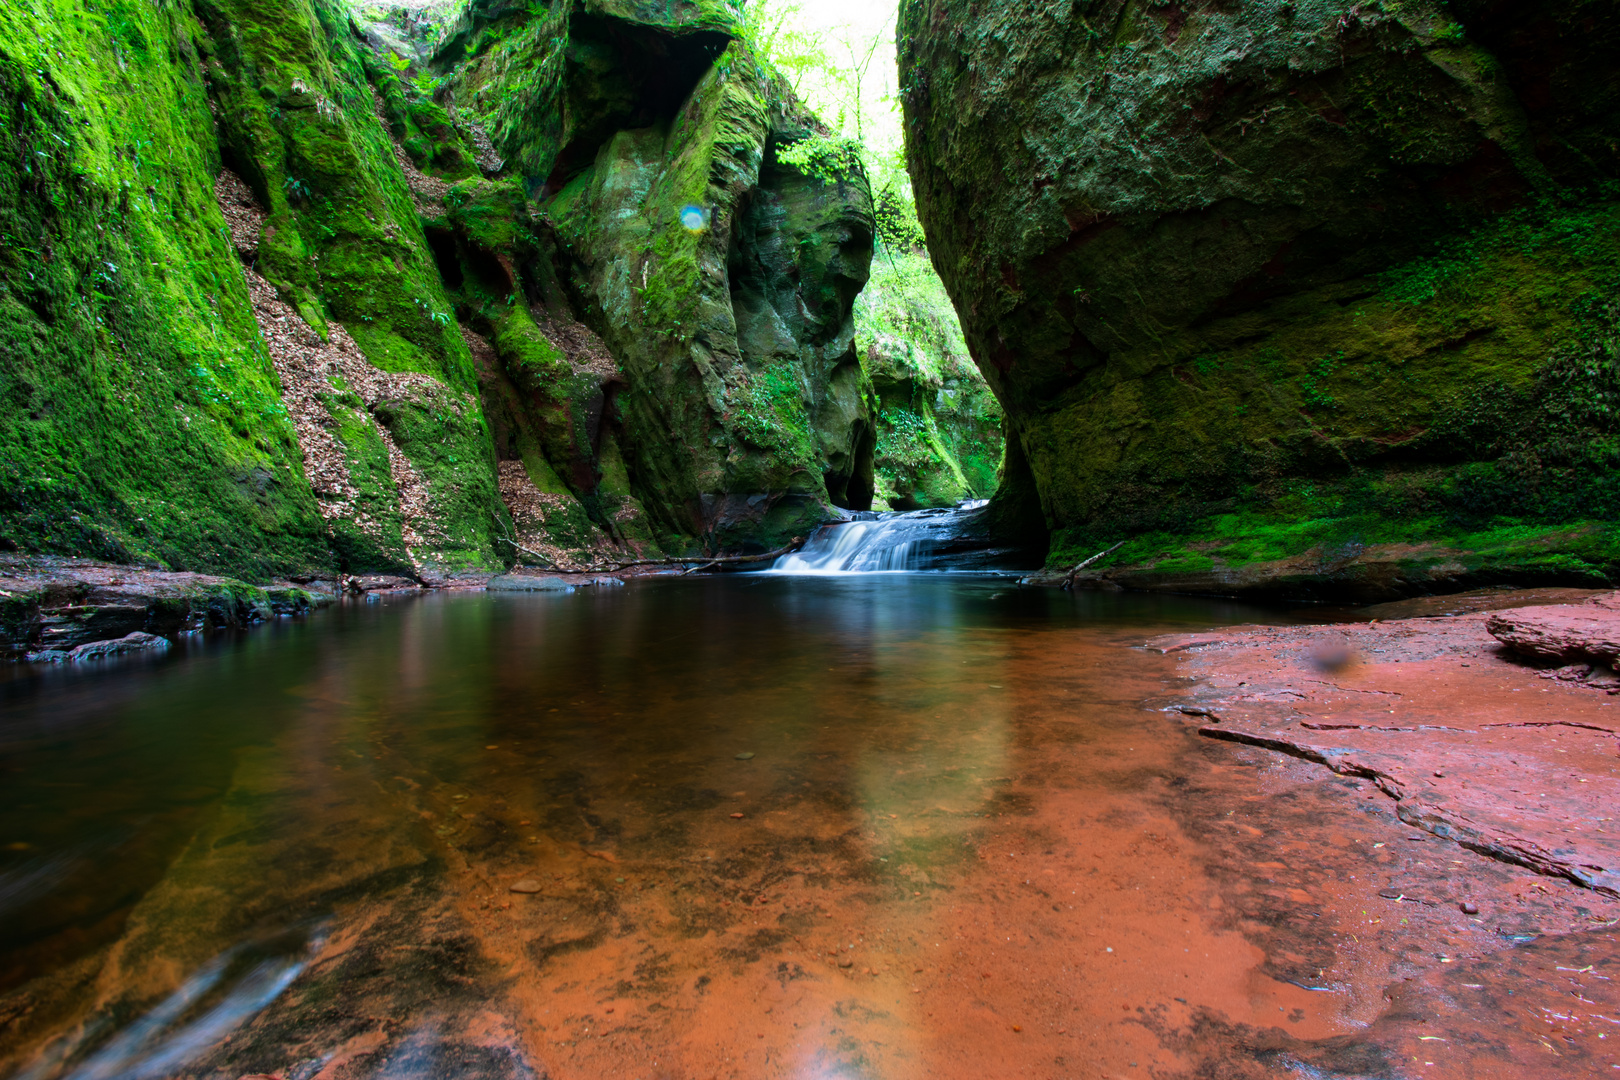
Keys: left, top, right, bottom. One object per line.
{"left": 1152, "top": 587, "right": 1620, "bottom": 900}
{"left": 0, "top": 558, "right": 653, "bottom": 662}
{"left": 1143, "top": 586, "right": 1620, "bottom": 1073}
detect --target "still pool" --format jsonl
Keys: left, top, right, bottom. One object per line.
{"left": 0, "top": 577, "right": 1506, "bottom": 1078}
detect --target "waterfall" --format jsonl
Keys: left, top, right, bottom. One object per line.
{"left": 767, "top": 503, "right": 989, "bottom": 575}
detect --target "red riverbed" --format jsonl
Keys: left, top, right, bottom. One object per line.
{"left": 2, "top": 582, "right": 1616, "bottom": 1079}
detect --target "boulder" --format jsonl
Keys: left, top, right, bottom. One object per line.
{"left": 1487, "top": 595, "right": 1620, "bottom": 663}
{"left": 31, "top": 631, "right": 171, "bottom": 664}
{"left": 901, "top": 0, "right": 1620, "bottom": 594}
{"left": 348, "top": 575, "right": 422, "bottom": 594}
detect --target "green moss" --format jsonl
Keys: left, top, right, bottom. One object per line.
{"left": 872, "top": 405, "right": 967, "bottom": 510}
{"left": 904, "top": 0, "right": 1620, "bottom": 582}
{"left": 200, "top": 0, "right": 511, "bottom": 572}
{"left": 0, "top": 0, "right": 882, "bottom": 576}
{"left": 1028, "top": 195, "right": 1620, "bottom": 530}
{"left": 447, "top": 177, "right": 530, "bottom": 250}
{"left": 859, "top": 249, "right": 1002, "bottom": 508}
{"left": 725, "top": 364, "right": 815, "bottom": 467}
{"left": 442, "top": 0, "right": 571, "bottom": 181}
{"left": 326, "top": 401, "right": 414, "bottom": 573}
{"left": 541, "top": 35, "right": 875, "bottom": 538}
{"left": 0, "top": 0, "right": 332, "bottom": 578}
{"left": 1053, "top": 503, "right": 1618, "bottom": 588}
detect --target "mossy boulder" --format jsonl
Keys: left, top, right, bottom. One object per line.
{"left": 901, "top": 0, "right": 1620, "bottom": 597}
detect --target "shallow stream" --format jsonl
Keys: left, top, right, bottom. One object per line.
{"left": 0, "top": 576, "right": 1571, "bottom": 1078}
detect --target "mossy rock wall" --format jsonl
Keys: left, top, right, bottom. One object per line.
{"left": 0, "top": 0, "right": 333, "bottom": 578}
{"left": 858, "top": 251, "right": 1003, "bottom": 510}
{"left": 0, "top": 0, "right": 881, "bottom": 578}
{"left": 447, "top": 1, "right": 878, "bottom": 553}
{"left": 0, "top": 0, "right": 516, "bottom": 580}
{"left": 900, "top": 0, "right": 1620, "bottom": 597}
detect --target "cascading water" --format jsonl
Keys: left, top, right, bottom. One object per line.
{"left": 767, "top": 503, "right": 990, "bottom": 574}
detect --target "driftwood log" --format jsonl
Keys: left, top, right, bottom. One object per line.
{"left": 499, "top": 536, "right": 807, "bottom": 576}
{"left": 1061, "top": 541, "right": 1126, "bottom": 590}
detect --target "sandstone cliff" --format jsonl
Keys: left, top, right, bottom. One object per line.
{"left": 901, "top": 0, "right": 1620, "bottom": 599}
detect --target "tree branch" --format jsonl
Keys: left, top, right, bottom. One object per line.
{"left": 1062, "top": 541, "right": 1126, "bottom": 590}
{"left": 496, "top": 536, "right": 807, "bottom": 576}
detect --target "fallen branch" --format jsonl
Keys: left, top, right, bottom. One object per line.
{"left": 1197, "top": 724, "right": 1620, "bottom": 896}
{"left": 1196, "top": 726, "right": 1406, "bottom": 799}
{"left": 496, "top": 536, "right": 571, "bottom": 571}
{"left": 498, "top": 536, "right": 806, "bottom": 575}
{"left": 1062, "top": 541, "right": 1126, "bottom": 590}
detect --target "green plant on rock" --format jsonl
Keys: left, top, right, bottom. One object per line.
{"left": 776, "top": 133, "right": 865, "bottom": 186}
{"left": 1299, "top": 352, "right": 1344, "bottom": 411}
{"left": 727, "top": 365, "right": 815, "bottom": 467}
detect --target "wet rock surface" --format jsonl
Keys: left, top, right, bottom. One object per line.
{"left": 37, "top": 632, "right": 172, "bottom": 665}
{"left": 486, "top": 575, "right": 575, "bottom": 593}
{"left": 1151, "top": 589, "right": 1620, "bottom": 1072}
{"left": 0, "top": 557, "right": 334, "bottom": 661}
{"left": 1488, "top": 593, "right": 1620, "bottom": 665}
{"left": 1153, "top": 598, "right": 1620, "bottom": 897}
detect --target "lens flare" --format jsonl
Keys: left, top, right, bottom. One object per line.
{"left": 679, "top": 204, "right": 707, "bottom": 232}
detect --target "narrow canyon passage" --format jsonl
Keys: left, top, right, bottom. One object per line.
{"left": 3, "top": 581, "right": 1608, "bottom": 1079}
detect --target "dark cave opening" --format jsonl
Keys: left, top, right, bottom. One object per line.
{"left": 540, "top": 16, "right": 731, "bottom": 198}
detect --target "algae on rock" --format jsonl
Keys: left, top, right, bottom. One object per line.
{"left": 900, "top": 0, "right": 1620, "bottom": 598}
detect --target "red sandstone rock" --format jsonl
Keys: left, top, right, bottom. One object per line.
{"left": 1486, "top": 592, "right": 1620, "bottom": 662}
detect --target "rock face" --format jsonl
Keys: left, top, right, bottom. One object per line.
{"left": 901, "top": 0, "right": 1620, "bottom": 594}
{"left": 0, "top": 0, "right": 875, "bottom": 584}
{"left": 865, "top": 333, "right": 999, "bottom": 509}
{"left": 857, "top": 252, "right": 1004, "bottom": 510}
{"left": 447, "top": 0, "right": 879, "bottom": 550}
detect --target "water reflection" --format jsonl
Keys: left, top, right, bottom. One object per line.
{"left": 0, "top": 578, "right": 1298, "bottom": 1079}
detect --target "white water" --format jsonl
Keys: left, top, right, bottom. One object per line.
{"left": 767, "top": 503, "right": 989, "bottom": 575}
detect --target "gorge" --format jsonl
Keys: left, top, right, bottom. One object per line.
{"left": 3, "top": 2, "right": 1620, "bottom": 1078}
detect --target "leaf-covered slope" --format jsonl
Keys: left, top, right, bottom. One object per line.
{"left": 0, "top": 0, "right": 332, "bottom": 578}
